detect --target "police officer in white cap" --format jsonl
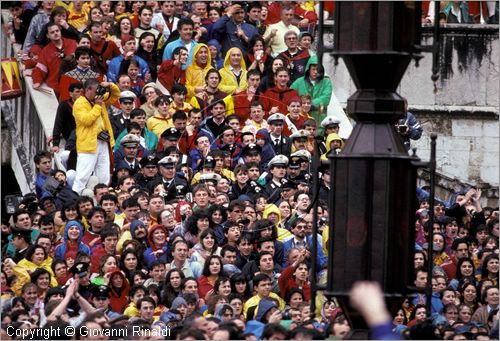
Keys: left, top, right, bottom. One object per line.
{"left": 264, "top": 154, "right": 289, "bottom": 203}
{"left": 110, "top": 90, "right": 137, "bottom": 137}
{"left": 114, "top": 133, "right": 141, "bottom": 175}
{"left": 321, "top": 116, "right": 341, "bottom": 136}
{"left": 267, "top": 113, "right": 291, "bottom": 155}
{"left": 149, "top": 155, "right": 189, "bottom": 200}
{"left": 290, "top": 129, "right": 310, "bottom": 152}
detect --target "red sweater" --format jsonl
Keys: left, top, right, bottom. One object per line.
{"left": 232, "top": 91, "right": 259, "bottom": 123}
{"left": 32, "top": 38, "right": 77, "bottom": 93}
{"left": 261, "top": 86, "right": 299, "bottom": 118}
{"left": 278, "top": 265, "right": 311, "bottom": 301}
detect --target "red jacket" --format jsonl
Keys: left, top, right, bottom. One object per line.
{"left": 89, "top": 39, "right": 121, "bottom": 74}
{"left": 261, "top": 86, "right": 300, "bottom": 117}
{"left": 157, "top": 60, "right": 186, "bottom": 93}
{"left": 89, "top": 245, "right": 109, "bottom": 275}
{"left": 32, "top": 38, "right": 77, "bottom": 93}
{"left": 197, "top": 275, "right": 214, "bottom": 300}
{"left": 178, "top": 130, "right": 198, "bottom": 155}
{"left": 108, "top": 268, "right": 130, "bottom": 314}
{"left": 278, "top": 265, "right": 311, "bottom": 301}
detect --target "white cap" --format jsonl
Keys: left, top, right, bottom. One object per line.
{"left": 268, "top": 154, "right": 289, "bottom": 168}
{"left": 321, "top": 116, "right": 341, "bottom": 128}
{"left": 290, "top": 129, "right": 310, "bottom": 140}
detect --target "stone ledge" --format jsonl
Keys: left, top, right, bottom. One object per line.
{"left": 418, "top": 168, "right": 499, "bottom": 207}
{"left": 410, "top": 105, "right": 499, "bottom": 119}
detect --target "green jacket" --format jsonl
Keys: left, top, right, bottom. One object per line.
{"left": 290, "top": 55, "right": 333, "bottom": 110}
{"left": 113, "top": 127, "right": 158, "bottom": 152}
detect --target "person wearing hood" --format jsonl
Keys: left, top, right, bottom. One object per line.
{"left": 10, "top": 245, "right": 58, "bottom": 296}
{"left": 107, "top": 267, "right": 130, "bottom": 313}
{"left": 185, "top": 44, "right": 212, "bottom": 100}
{"left": 262, "top": 205, "right": 293, "bottom": 243}
{"left": 143, "top": 224, "right": 170, "bottom": 269}
{"left": 117, "top": 219, "right": 149, "bottom": 253}
{"left": 53, "top": 220, "right": 91, "bottom": 262}
{"left": 207, "top": 39, "right": 224, "bottom": 69}
{"left": 291, "top": 55, "right": 333, "bottom": 123}
{"left": 214, "top": 303, "right": 235, "bottom": 322}
{"left": 218, "top": 47, "right": 248, "bottom": 95}
{"left": 321, "top": 133, "right": 345, "bottom": 160}
{"left": 255, "top": 298, "right": 282, "bottom": 324}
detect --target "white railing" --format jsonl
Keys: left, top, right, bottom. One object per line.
{"left": 1, "top": 9, "right": 60, "bottom": 195}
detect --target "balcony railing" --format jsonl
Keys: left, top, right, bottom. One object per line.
{"left": 1, "top": 9, "right": 60, "bottom": 194}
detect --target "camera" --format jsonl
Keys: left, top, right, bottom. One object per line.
{"left": 397, "top": 124, "right": 409, "bottom": 134}
{"left": 96, "top": 85, "right": 109, "bottom": 97}
{"left": 97, "top": 130, "right": 110, "bottom": 142}
{"left": 4, "top": 194, "right": 24, "bottom": 214}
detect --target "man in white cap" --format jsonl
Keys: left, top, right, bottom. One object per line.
{"left": 110, "top": 90, "right": 137, "bottom": 137}
{"left": 320, "top": 116, "right": 343, "bottom": 154}
{"left": 290, "top": 129, "right": 310, "bottom": 152}
{"left": 114, "top": 134, "right": 141, "bottom": 175}
{"left": 321, "top": 116, "right": 341, "bottom": 136}
{"left": 149, "top": 156, "right": 189, "bottom": 200}
{"left": 264, "top": 154, "right": 289, "bottom": 203}
{"left": 267, "top": 113, "right": 291, "bottom": 155}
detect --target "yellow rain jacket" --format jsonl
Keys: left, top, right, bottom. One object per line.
{"left": 146, "top": 113, "right": 173, "bottom": 139}
{"left": 262, "top": 204, "right": 293, "bottom": 242}
{"left": 218, "top": 47, "right": 248, "bottom": 95}
{"left": 73, "top": 83, "right": 120, "bottom": 152}
{"left": 12, "top": 258, "right": 57, "bottom": 296}
{"left": 185, "top": 44, "right": 212, "bottom": 100}
{"left": 320, "top": 133, "right": 345, "bottom": 160}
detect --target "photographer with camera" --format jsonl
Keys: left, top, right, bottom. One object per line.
{"left": 396, "top": 100, "right": 423, "bottom": 150}
{"left": 72, "top": 78, "right": 121, "bottom": 194}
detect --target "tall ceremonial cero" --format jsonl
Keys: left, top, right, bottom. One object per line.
{"left": 326, "top": 1, "right": 422, "bottom": 321}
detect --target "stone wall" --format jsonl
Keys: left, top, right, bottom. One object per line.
{"left": 324, "top": 24, "right": 499, "bottom": 207}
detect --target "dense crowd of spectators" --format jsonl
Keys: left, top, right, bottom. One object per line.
{"left": 1, "top": 1, "right": 498, "bottom": 340}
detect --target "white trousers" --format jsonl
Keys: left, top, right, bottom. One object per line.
{"left": 72, "top": 140, "right": 110, "bottom": 194}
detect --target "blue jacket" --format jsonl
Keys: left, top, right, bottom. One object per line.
{"left": 106, "top": 55, "right": 150, "bottom": 83}
{"left": 35, "top": 173, "right": 52, "bottom": 200}
{"left": 255, "top": 128, "right": 277, "bottom": 172}
{"left": 143, "top": 245, "right": 169, "bottom": 269}
{"left": 211, "top": 15, "right": 258, "bottom": 56}
{"left": 282, "top": 235, "right": 328, "bottom": 270}
{"left": 411, "top": 293, "right": 444, "bottom": 314}
{"left": 54, "top": 220, "right": 91, "bottom": 260}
